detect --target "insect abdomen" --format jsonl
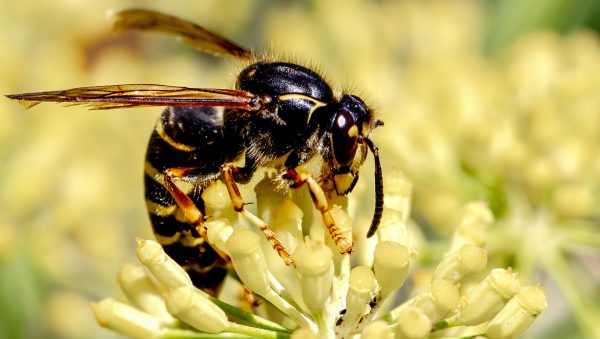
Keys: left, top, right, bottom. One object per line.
{"left": 143, "top": 106, "right": 230, "bottom": 296}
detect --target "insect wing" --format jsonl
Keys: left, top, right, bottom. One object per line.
{"left": 6, "top": 84, "right": 261, "bottom": 110}
{"left": 113, "top": 9, "right": 251, "bottom": 59}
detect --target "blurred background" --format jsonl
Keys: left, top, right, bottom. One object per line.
{"left": 1, "top": 0, "right": 599, "bottom": 338}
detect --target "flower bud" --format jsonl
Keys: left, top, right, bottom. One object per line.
{"left": 226, "top": 228, "right": 270, "bottom": 295}
{"left": 202, "top": 181, "right": 237, "bottom": 222}
{"left": 458, "top": 268, "right": 521, "bottom": 325}
{"left": 164, "top": 285, "right": 229, "bottom": 333}
{"left": 433, "top": 244, "right": 487, "bottom": 283}
{"left": 291, "top": 328, "right": 318, "bottom": 339}
{"left": 485, "top": 285, "right": 547, "bottom": 339}
{"left": 330, "top": 205, "right": 353, "bottom": 235}
{"left": 90, "top": 298, "right": 162, "bottom": 339}
{"left": 135, "top": 238, "right": 192, "bottom": 289}
{"left": 450, "top": 201, "right": 494, "bottom": 250}
{"left": 376, "top": 208, "right": 410, "bottom": 247}
{"left": 374, "top": 241, "right": 409, "bottom": 297}
{"left": 383, "top": 169, "right": 412, "bottom": 222}
{"left": 346, "top": 266, "right": 378, "bottom": 317}
{"left": 202, "top": 181, "right": 232, "bottom": 211}
{"left": 270, "top": 198, "right": 304, "bottom": 249}
{"left": 361, "top": 320, "right": 393, "bottom": 339}
{"left": 117, "top": 262, "right": 176, "bottom": 325}
{"left": 254, "top": 173, "right": 286, "bottom": 220}
{"left": 205, "top": 218, "right": 233, "bottom": 256}
{"left": 294, "top": 240, "right": 333, "bottom": 313}
{"left": 552, "top": 182, "right": 594, "bottom": 219}
{"left": 394, "top": 306, "right": 431, "bottom": 339}
{"left": 412, "top": 279, "right": 459, "bottom": 322}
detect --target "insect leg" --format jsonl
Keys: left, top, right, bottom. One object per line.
{"left": 282, "top": 168, "right": 353, "bottom": 254}
{"left": 221, "top": 163, "right": 295, "bottom": 267}
{"left": 162, "top": 167, "right": 231, "bottom": 264}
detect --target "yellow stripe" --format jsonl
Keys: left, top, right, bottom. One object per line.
{"left": 155, "top": 120, "right": 197, "bottom": 152}
{"left": 145, "top": 161, "right": 164, "bottom": 184}
{"left": 145, "top": 200, "right": 177, "bottom": 217}
{"left": 278, "top": 94, "right": 327, "bottom": 123}
{"left": 154, "top": 233, "right": 181, "bottom": 246}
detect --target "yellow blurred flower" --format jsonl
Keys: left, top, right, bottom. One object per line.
{"left": 2, "top": 0, "right": 598, "bottom": 338}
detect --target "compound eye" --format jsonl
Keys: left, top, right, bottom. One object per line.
{"left": 331, "top": 108, "right": 359, "bottom": 168}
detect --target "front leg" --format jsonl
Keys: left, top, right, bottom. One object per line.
{"left": 162, "top": 167, "right": 232, "bottom": 263}
{"left": 162, "top": 167, "right": 206, "bottom": 229}
{"left": 282, "top": 168, "right": 353, "bottom": 254}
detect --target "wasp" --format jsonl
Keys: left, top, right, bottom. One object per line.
{"left": 7, "top": 9, "right": 384, "bottom": 296}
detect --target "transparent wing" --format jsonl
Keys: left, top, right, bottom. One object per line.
{"left": 6, "top": 84, "right": 262, "bottom": 110}
{"left": 113, "top": 8, "right": 251, "bottom": 59}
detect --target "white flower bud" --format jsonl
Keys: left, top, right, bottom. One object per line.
{"left": 202, "top": 181, "right": 232, "bottom": 211}
{"left": 346, "top": 266, "right": 378, "bottom": 317}
{"left": 90, "top": 298, "right": 162, "bottom": 339}
{"left": 164, "top": 285, "right": 229, "bottom": 333}
{"left": 270, "top": 198, "right": 304, "bottom": 250}
{"left": 294, "top": 240, "right": 333, "bottom": 313}
{"left": 202, "top": 181, "right": 237, "bottom": 222}
{"left": 450, "top": 201, "right": 494, "bottom": 250}
{"left": 205, "top": 218, "right": 233, "bottom": 256}
{"left": 226, "top": 228, "right": 270, "bottom": 295}
{"left": 394, "top": 306, "right": 431, "bottom": 339}
{"left": 463, "top": 201, "right": 494, "bottom": 225}
{"left": 330, "top": 205, "right": 353, "bottom": 235}
{"left": 374, "top": 241, "right": 409, "bottom": 297}
{"left": 254, "top": 173, "right": 287, "bottom": 220}
{"left": 458, "top": 268, "right": 521, "bottom": 325}
{"left": 383, "top": 169, "right": 412, "bottom": 222}
{"left": 361, "top": 320, "right": 393, "bottom": 339}
{"left": 412, "top": 279, "right": 459, "bottom": 322}
{"left": 117, "top": 262, "right": 176, "bottom": 325}
{"left": 485, "top": 285, "right": 547, "bottom": 339}
{"left": 433, "top": 244, "right": 487, "bottom": 283}
{"left": 135, "top": 238, "right": 192, "bottom": 289}
{"left": 552, "top": 182, "right": 594, "bottom": 219}
{"left": 291, "top": 328, "right": 318, "bottom": 339}
{"left": 376, "top": 208, "right": 410, "bottom": 247}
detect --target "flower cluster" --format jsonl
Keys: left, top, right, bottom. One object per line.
{"left": 5, "top": 1, "right": 595, "bottom": 338}
{"left": 91, "top": 170, "right": 546, "bottom": 338}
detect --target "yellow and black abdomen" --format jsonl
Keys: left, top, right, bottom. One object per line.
{"left": 143, "top": 106, "right": 235, "bottom": 296}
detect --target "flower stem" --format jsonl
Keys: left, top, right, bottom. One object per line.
{"left": 207, "top": 296, "right": 292, "bottom": 333}
{"left": 545, "top": 252, "right": 600, "bottom": 338}
{"left": 562, "top": 225, "right": 600, "bottom": 248}
{"left": 262, "top": 288, "right": 317, "bottom": 332}
{"left": 227, "top": 323, "right": 292, "bottom": 339}
{"left": 432, "top": 315, "right": 460, "bottom": 331}
{"left": 159, "top": 328, "right": 251, "bottom": 338}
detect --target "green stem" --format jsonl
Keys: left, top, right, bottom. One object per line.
{"left": 262, "top": 289, "right": 316, "bottom": 332}
{"left": 432, "top": 315, "right": 461, "bottom": 331}
{"left": 314, "top": 311, "right": 333, "bottom": 339}
{"left": 562, "top": 227, "right": 600, "bottom": 249}
{"left": 208, "top": 296, "right": 292, "bottom": 333}
{"left": 545, "top": 252, "right": 600, "bottom": 338}
{"left": 458, "top": 335, "right": 483, "bottom": 339}
{"left": 227, "top": 323, "right": 292, "bottom": 339}
{"left": 160, "top": 324, "right": 292, "bottom": 339}
{"left": 160, "top": 328, "right": 252, "bottom": 338}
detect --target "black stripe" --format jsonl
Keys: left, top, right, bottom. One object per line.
{"left": 144, "top": 173, "right": 176, "bottom": 207}
{"left": 187, "top": 266, "right": 228, "bottom": 295}
{"left": 148, "top": 213, "right": 198, "bottom": 238}
{"left": 162, "top": 240, "right": 216, "bottom": 267}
